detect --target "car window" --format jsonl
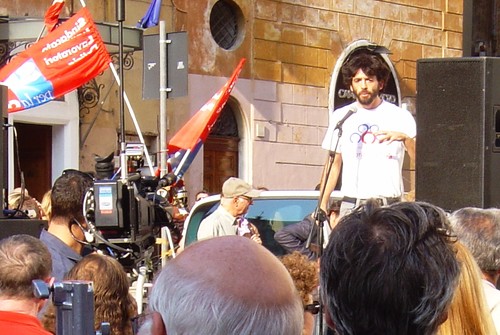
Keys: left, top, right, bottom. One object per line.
{"left": 247, "top": 198, "right": 317, "bottom": 224}
{"left": 185, "top": 197, "right": 319, "bottom": 256}
{"left": 247, "top": 198, "right": 317, "bottom": 255}
{"left": 184, "top": 201, "right": 219, "bottom": 245}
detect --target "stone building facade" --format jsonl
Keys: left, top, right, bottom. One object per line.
{"left": 1, "top": 0, "right": 464, "bottom": 202}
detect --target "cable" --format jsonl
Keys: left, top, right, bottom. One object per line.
{"left": 9, "top": 125, "right": 27, "bottom": 214}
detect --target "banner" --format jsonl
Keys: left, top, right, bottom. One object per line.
{"left": 167, "top": 58, "right": 246, "bottom": 177}
{"left": 168, "top": 58, "right": 245, "bottom": 153}
{"left": 0, "top": 7, "right": 111, "bottom": 113}
{"left": 44, "top": 0, "right": 65, "bottom": 32}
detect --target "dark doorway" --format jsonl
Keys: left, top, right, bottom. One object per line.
{"left": 13, "top": 123, "right": 52, "bottom": 201}
{"left": 203, "top": 102, "right": 240, "bottom": 194}
{"left": 464, "top": 0, "right": 500, "bottom": 57}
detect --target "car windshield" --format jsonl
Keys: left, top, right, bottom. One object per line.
{"left": 247, "top": 198, "right": 318, "bottom": 255}
{"left": 184, "top": 195, "right": 319, "bottom": 256}
{"left": 247, "top": 198, "right": 316, "bottom": 223}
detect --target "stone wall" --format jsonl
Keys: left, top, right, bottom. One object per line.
{"left": 246, "top": 0, "right": 463, "bottom": 190}
{"left": 2, "top": 0, "right": 465, "bottom": 193}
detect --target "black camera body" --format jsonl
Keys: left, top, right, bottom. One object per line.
{"left": 91, "top": 178, "right": 155, "bottom": 240}
{"left": 83, "top": 170, "right": 183, "bottom": 273}
{"left": 85, "top": 153, "right": 185, "bottom": 273}
{"left": 33, "top": 279, "right": 110, "bottom": 335}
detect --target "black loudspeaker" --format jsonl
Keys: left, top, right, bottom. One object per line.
{"left": 416, "top": 57, "right": 500, "bottom": 211}
{"left": 0, "top": 84, "right": 6, "bottom": 214}
{"left": 0, "top": 219, "right": 47, "bottom": 240}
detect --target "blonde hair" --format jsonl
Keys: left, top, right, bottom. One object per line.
{"left": 7, "top": 187, "right": 30, "bottom": 209}
{"left": 437, "top": 242, "right": 496, "bottom": 335}
{"left": 40, "top": 190, "right": 52, "bottom": 221}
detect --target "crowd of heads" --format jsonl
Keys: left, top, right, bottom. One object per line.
{"left": 3, "top": 168, "right": 500, "bottom": 335}
{"left": 143, "top": 194, "right": 499, "bottom": 335}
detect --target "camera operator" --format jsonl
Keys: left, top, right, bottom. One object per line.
{"left": 40, "top": 170, "right": 94, "bottom": 281}
{"left": 0, "top": 234, "right": 53, "bottom": 335}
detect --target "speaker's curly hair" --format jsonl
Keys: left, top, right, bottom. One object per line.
{"left": 342, "top": 51, "right": 390, "bottom": 90}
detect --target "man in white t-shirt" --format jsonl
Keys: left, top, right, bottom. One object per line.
{"left": 320, "top": 51, "right": 416, "bottom": 218}
{"left": 450, "top": 207, "right": 500, "bottom": 334}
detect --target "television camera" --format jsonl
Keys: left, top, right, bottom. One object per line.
{"left": 83, "top": 151, "right": 187, "bottom": 274}
{"left": 33, "top": 279, "right": 109, "bottom": 335}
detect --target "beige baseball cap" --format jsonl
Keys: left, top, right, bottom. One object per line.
{"left": 222, "top": 177, "right": 261, "bottom": 198}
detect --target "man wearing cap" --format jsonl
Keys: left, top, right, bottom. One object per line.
{"left": 197, "top": 177, "right": 261, "bottom": 242}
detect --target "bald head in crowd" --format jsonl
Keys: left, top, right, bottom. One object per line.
{"left": 142, "top": 236, "right": 304, "bottom": 335}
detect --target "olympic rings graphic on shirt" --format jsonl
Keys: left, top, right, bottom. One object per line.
{"left": 350, "top": 124, "right": 380, "bottom": 143}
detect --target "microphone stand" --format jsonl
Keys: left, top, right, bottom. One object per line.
{"left": 306, "top": 112, "right": 349, "bottom": 335}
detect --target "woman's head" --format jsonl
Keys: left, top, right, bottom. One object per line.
{"left": 280, "top": 251, "right": 319, "bottom": 306}
{"left": 43, "top": 254, "right": 137, "bottom": 335}
{"left": 66, "top": 254, "right": 137, "bottom": 335}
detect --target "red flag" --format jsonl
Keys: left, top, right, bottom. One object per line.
{"left": 0, "top": 7, "right": 111, "bottom": 113}
{"left": 44, "top": 0, "right": 65, "bottom": 32}
{"left": 168, "top": 58, "right": 246, "bottom": 153}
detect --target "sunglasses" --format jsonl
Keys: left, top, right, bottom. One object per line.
{"left": 237, "top": 196, "right": 253, "bottom": 204}
{"left": 131, "top": 312, "right": 150, "bottom": 334}
{"left": 304, "top": 301, "right": 321, "bottom": 315}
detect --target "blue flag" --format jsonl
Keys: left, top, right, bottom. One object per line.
{"left": 137, "top": 0, "right": 162, "bottom": 28}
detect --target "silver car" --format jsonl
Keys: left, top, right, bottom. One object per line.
{"left": 180, "top": 190, "right": 340, "bottom": 335}
{"left": 181, "top": 190, "right": 342, "bottom": 253}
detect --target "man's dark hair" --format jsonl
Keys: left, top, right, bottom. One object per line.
{"left": 0, "top": 234, "right": 52, "bottom": 299}
{"left": 51, "top": 170, "right": 93, "bottom": 221}
{"left": 320, "top": 200, "right": 460, "bottom": 335}
{"left": 342, "top": 51, "right": 390, "bottom": 89}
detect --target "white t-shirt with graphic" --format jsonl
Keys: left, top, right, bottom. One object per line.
{"left": 322, "top": 101, "right": 416, "bottom": 199}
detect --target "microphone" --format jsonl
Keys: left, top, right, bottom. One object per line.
{"left": 158, "top": 173, "right": 178, "bottom": 188}
{"left": 72, "top": 218, "right": 94, "bottom": 244}
{"left": 334, "top": 106, "right": 357, "bottom": 130}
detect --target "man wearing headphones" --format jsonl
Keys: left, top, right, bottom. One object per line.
{"left": 39, "top": 170, "right": 94, "bottom": 281}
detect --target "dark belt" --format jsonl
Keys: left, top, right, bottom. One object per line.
{"left": 343, "top": 196, "right": 401, "bottom": 206}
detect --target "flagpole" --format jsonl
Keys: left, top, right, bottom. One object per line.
{"left": 116, "top": 0, "right": 128, "bottom": 180}
{"left": 35, "top": 0, "right": 155, "bottom": 176}
{"left": 109, "top": 65, "right": 155, "bottom": 176}
{"left": 159, "top": 20, "right": 168, "bottom": 176}
{"left": 81, "top": 0, "right": 154, "bottom": 176}
{"left": 35, "top": 26, "right": 46, "bottom": 43}
{"left": 174, "top": 148, "right": 191, "bottom": 176}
